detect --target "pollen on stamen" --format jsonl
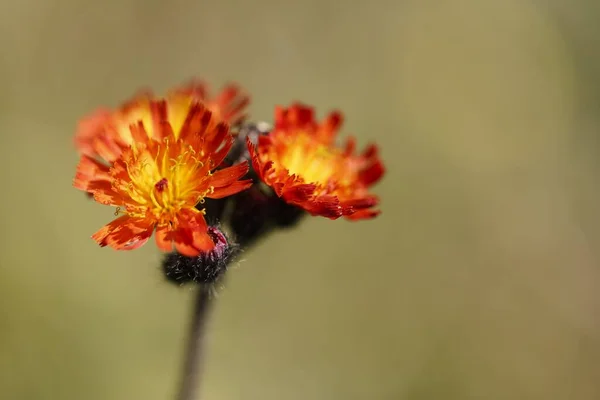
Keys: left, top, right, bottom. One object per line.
{"left": 155, "top": 178, "right": 168, "bottom": 192}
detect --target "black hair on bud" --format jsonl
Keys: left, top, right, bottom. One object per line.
{"left": 162, "top": 226, "right": 238, "bottom": 285}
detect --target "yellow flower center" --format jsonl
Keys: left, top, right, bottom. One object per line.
{"left": 278, "top": 133, "right": 340, "bottom": 184}
{"left": 119, "top": 140, "right": 212, "bottom": 223}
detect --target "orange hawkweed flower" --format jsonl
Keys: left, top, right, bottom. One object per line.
{"left": 73, "top": 89, "right": 253, "bottom": 256}
{"left": 247, "top": 104, "right": 385, "bottom": 220}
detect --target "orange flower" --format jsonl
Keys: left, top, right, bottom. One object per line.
{"left": 73, "top": 91, "right": 253, "bottom": 256}
{"left": 247, "top": 104, "right": 385, "bottom": 220}
{"left": 74, "top": 81, "right": 249, "bottom": 162}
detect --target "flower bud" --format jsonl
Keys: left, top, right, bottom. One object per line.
{"left": 162, "top": 225, "right": 238, "bottom": 285}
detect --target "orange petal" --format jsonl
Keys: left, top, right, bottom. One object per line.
{"left": 92, "top": 134, "right": 125, "bottom": 162}
{"left": 73, "top": 155, "right": 111, "bottom": 192}
{"left": 155, "top": 225, "right": 173, "bottom": 252}
{"left": 91, "top": 215, "right": 130, "bottom": 245}
{"left": 214, "top": 84, "right": 242, "bottom": 109}
{"left": 210, "top": 134, "right": 233, "bottom": 168}
{"left": 318, "top": 111, "right": 343, "bottom": 143}
{"left": 115, "top": 230, "right": 153, "bottom": 250}
{"left": 149, "top": 100, "right": 169, "bottom": 140}
{"left": 281, "top": 183, "right": 317, "bottom": 203}
{"left": 174, "top": 229, "right": 215, "bottom": 257}
{"left": 205, "top": 122, "right": 230, "bottom": 153}
{"left": 361, "top": 144, "right": 378, "bottom": 159}
{"left": 74, "top": 155, "right": 110, "bottom": 178}
{"left": 209, "top": 162, "right": 249, "bottom": 187}
{"left": 92, "top": 189, "right": 124, "bottom": 206}
{"left": 287, "top": 104, "right": 315, "bottom": 130}
{"left": 178, "top": 102, "right": 210, "bottom": 143}
{"left": 129, "top": 121, "right": 150, "bottom": 144}
{"left": 340, "top": 196, "right": 379, "bottom": 211}
{"left": 173, "top": 80, "right": 208, "bottom": 100}
{"left": 115, "top": 94, "right": 154, "bottom": 142}
{"left": 74, "top": 109, "right": 112, "bottom": 157}
{"left": 223, "top": 99, "right": 249, "bottom": 126}
{"left": 343, "top": 136, "right": 357, "bottom": 156}
{"left": 344, "top": 209, "right": 381, "bottom": 221}
{"left": 92, "top": 216, "right": 155, "bottom": 250}
{"left": 209, "top": 179, "right": 253, "bottom": 199}
{"left": 246, "top": 137, "right": 272, "bottom": 181}
{"left": 359, "top": 159, "right": 385, "bottom": 187}
{"left": 214, "top": 83, "right": 250, "bottom": 125}
{"left": 302, "top": 194, "right": 343, "bottom": 219}
{"left": 171, "top": 209, "right": 214, "bottom": 256}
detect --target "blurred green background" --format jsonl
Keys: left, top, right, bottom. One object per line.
{"left": 1, "top": 0, "right": 600, "bottom": 399}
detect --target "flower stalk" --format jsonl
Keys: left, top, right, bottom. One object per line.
{"left": 176, "top": 285, "right": 212, "bottom": 400}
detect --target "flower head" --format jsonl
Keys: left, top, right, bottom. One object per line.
{"left": 73, "top": 87, "right": 253, "bottom": 256}
{"left": 247, "top": 104, "right": 385, "bottom": 220}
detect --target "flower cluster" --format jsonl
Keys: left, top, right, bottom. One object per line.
{"left": 73, "top": 80, "right": 385, "bottom": 267}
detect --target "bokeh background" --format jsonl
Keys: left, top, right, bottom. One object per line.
{"left": 1, "top": 0, "right": 600, "bottom": 399}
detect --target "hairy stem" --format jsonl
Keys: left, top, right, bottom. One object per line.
{"left": 176, "top": 285, "right": 212, "bottom": 400}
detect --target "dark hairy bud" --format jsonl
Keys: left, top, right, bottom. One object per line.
{"left": 162, "top": 225, "right": 238, "bottom": 285}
